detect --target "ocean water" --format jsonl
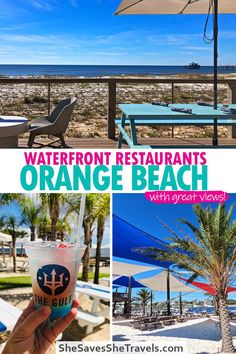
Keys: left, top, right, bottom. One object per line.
{"left": 0, "top": 65, "right": 235, "bottom": 77}
{"left": 187, "top": 306, "right": 236, "bottom": 314}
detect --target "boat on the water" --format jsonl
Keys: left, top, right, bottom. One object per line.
{"left": 185, "top": 62, "right": 201, "bottom": 70}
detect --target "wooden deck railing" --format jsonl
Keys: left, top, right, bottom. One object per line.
{"left": 0, "top": 77, "right": 236, "bottom": 139}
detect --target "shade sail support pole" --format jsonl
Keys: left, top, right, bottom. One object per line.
{"left": 127, "top": 276, "right": 132, "bottom": 316}
{"left": 151, "top": 291, "right": 153, "bottom": 316}
{"left": 213, "top": 0, "right": 218, "bottom": 146}
{"left": 167, "top": 268, "right": 171, "bottom": 315}
{"left": 179, "top": 292, "right": 183, "bottom": 316}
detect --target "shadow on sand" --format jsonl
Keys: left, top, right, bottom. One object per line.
{"left": 136, "top": 319, "right": 236, "bottom": 342}
{"left": 113, "top": 334, "right": 130, "bottom": 341}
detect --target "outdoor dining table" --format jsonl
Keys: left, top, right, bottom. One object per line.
{"left": 116, "top": 103, "right": 236, "bottom": 149}
{"left": 0, "top": 116, "right": 28, "bottom": 148}
{"left": 99, "top": 277, "right": 110, "bottom": 286}
{"left": 76, "top": 280, "right": 110, "bottom": 334}
{"left": 0, "top": 298, "right": 22, "bottom": 333}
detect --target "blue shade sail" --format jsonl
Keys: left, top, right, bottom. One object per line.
{"left": 113, "top": 276, "right": 146, "bottom": 288}
{"left": 113, "top": 215, "right": 172, "bottom": 268}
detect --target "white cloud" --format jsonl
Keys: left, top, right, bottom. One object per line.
{"left": 25, "top": 0, "right": 57, "bottom": 11}
{"left": 0, "top": 34, "right": 60, "bottom": 44}
{"left": 0, "top": 0, "right": 26, "bottom": 18}
{"left": 180, "top": 46, "right": 212, "bottom": 51}
{"left": 92, "top": 51, "right": 123, "bottom": 56}
{"left": 220, "top": 31, "right": 236, "bottom": 40}
{"left": 0, "top": 25, "right": 235, "bottom": 65}
{"left": 0, "top": 23, "right": 32, "bottom": 31}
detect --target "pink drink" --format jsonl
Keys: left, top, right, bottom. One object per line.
{"left": 25, "top": 241, "right": 86, "bottom": 320}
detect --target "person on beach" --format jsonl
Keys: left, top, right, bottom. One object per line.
{"left": 2, "top": 298, "right": 79, "bottom": 354}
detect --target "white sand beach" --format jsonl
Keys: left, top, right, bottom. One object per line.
{"left": 113, "top": 317, "right": 236, "bottom": 354}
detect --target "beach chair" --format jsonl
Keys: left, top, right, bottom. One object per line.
{"left": 0, "top": 299, "right": 22, "bottom": 333}
{"left": 27, "top": 97, "right": 77, "bottom": 148}
{"left": 16, "top": 259, "right": 29, "bottom": 271}
{"left": 0, "top": 262, "right": 7, "bottom": 271}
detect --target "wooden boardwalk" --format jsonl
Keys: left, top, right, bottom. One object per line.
{"left": 18, "top": 137, "right": 236, "bottom": 148}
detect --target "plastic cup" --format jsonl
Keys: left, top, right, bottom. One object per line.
{"left": 25, "top": 241, "right": 86, "bottom": 320}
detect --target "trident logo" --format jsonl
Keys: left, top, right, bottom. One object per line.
{"left": 43, "top": 269, "right": 64, "bottom": 296}
{"left": 37, "top": 264, "right": 70, "bottom": 296}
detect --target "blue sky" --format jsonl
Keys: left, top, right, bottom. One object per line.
{"left": 0, "top": 0, "right": 235, "bottom": 65}
{"left": 113, "top": 193, "right": 236, "bottom": 241}
{"left": 113, "top": 193, "right": 236, "bottom": 302}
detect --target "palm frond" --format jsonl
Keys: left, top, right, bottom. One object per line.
{"left": 136, "top": 204, "right": 236, "bottom": 295}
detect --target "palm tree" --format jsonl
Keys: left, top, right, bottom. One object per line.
{"left": 134, "top": 289, "right": 152, "bottom": 316}
{"left": 40, "top": 194, "right": 66, "bottom": 241}
{"left": 75, "top": 194, "right": 98, "bottom": 283}
{"left": 56, "top": 218, "right": 72, "bottom": 242}
{"left": 65, "top": 194, "right": 110, "bottom": 282}
{"left": 0, "top": 195, "right": 25, "bottom": 272}
{"left": 38, "top": 216, "right": 51, "bottom": 241}
{"left": 0, "top": 194, "right": 21, "bottom": 205}
{"left": 0, "top": 219, "right": 6, "bottom": 263}
{"left": 94, "top": 194, "right": 110, "bottom": 284}
{"left": 0, "top": 215, "right": 24, "bottom": 272}
{"left": 20, "top": 196, "right": 40, "bottom": 241}
{"left": 136, "top": 204, "right": 236, "bottom": 353}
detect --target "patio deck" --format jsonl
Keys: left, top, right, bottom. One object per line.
{"left": 18, "top": 137, "right": 236, "bottom": 148}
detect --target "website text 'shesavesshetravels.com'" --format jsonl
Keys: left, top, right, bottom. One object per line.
{"left": 56, "top": 342, "right": 185, "bottom": 353}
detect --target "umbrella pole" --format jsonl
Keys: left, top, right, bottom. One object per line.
{"left": 213, "top": 0, "right": 218, "bottom": 146}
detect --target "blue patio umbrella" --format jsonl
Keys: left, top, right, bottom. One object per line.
{"left": 113, "top": 275, "right": 146, "bottom": 288}
{"left": 113, "top": 275, "right": 147, "bottom": 316}
{"left": 115, "top": 0, "right": 236, "bottom": 146}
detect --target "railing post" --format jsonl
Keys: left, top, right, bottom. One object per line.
{"left": 48, "top": 82, "right": 51, "bottom": 115}
{"left": 227, "top": 84, "right": 236, "bottom": 138}
{"left": 171, "top": 83, "right": 174, "bottom": 138}
{"left": 108, "top": 81, "right": 116, "bottom": 139}
{"left": 171, "top": 83, "right": 174, "bottom": 104}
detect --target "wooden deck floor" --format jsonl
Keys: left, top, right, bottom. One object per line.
{"left": 19, "top": 137, "right": 236, "bottom": 148}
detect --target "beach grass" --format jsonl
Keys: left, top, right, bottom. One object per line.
{"left": 0, "top": 73, "right": 229, "bottom": 140}
{"left": 0, "top": 273, "right": 110, "bottom": 290}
